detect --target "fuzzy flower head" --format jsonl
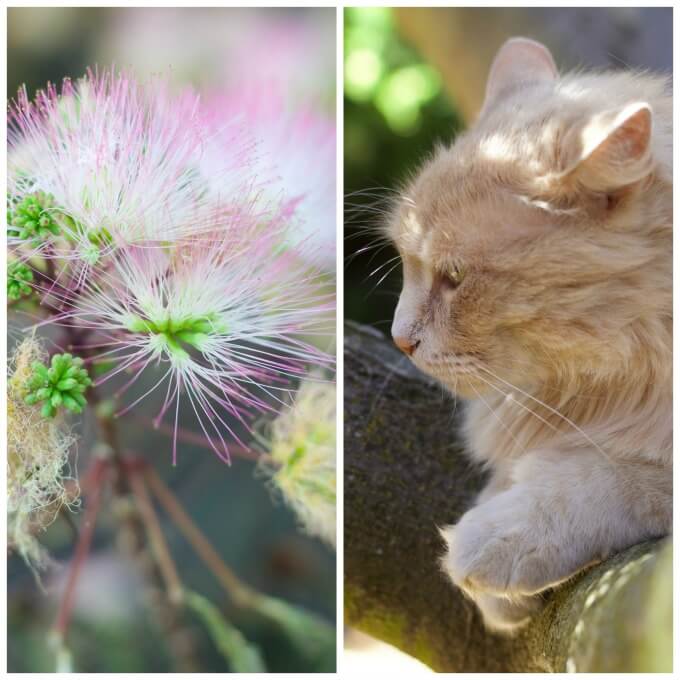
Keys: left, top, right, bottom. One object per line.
{"left": 10, "top": 68, "right": 335, "bottom": 465}
{"left": 260, "top": 376, "right": 336, "bottom": 548}
{"left": 8, "top": 338, "right": 78, "bottom": 570}
{"left": 68, "top": 219, "right": 333, "bottom": 464}
{"left": 8, "top": 69, "right": 258, "bottom": 265}
{"left": 206, "top": 87, "right": 336, "bottom": 272}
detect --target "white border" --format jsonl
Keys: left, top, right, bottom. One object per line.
{"left": 334, "top": 3, "right": 345, "bottom": 676}
{"left": 3, "top": 2, "right": 679, "bottom": 678}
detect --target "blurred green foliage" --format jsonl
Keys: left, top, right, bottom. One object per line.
{"left": 345, "top": 8, "right": 441, "bottom": 135}
{"left": 8, "top": 608, "right": 174, "bottom": 672}
{"left": 7, "top": 8, "right": 108, "bottom": 101}
{"left": 187, "top": 591, "right": 267, "bottom": 672}
{"left": 344, "top": 8, "right": 463, "bottom": 327}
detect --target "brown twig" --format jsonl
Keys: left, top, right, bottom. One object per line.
{"left": 144, "top": 466, "right": 257, "bottom": 608}
{"left": 128, "top": 470, "right": 183, "bottom": 605}
{"left": 85, "top": 388, "right": 201, "bottom": 671}
{"left": 53, "top": 458, "right": 107, "bottom": 639}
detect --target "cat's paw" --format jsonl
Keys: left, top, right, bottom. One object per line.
{"left": 473, "top": 592, "right": 543, "bottom": 633}
{"left": 439, "top": 507, "right": 558, "bottom": 597}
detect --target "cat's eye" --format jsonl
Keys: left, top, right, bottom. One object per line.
{"left": 442, "top": 266, "right": 465, "bottom": 290}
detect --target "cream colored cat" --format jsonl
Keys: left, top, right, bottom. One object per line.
{"left": 388, "top": 38, "right": 672, "bottom": 632}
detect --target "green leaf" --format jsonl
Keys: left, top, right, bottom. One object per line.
{"left": 35, "top": 387, "right": 51, "bottom": 401}
{"left": 185, "top": 591, "right": 266, "bottom": 673}
{"left": 251, "top": 594, "right": 335, "bottom": 669}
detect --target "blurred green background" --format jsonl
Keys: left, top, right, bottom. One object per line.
{"left": 344, "top": 7, "right": 462, "bottom": 331}
{"left": 8, "top": 7, "right": 336, "bottom": 673}
{"left": 344, "top": 6, "right": 672, "bottom": 330}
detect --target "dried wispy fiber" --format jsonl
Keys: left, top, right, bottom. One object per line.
{"left": 7, "top": 337, "right": 79, "bottom": 569}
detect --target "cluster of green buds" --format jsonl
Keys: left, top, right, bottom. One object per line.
{"left": 8, "top": 191, "right": 61, "bottom": 243}
{"left": 7, "top": 260, "right": 34, "bottom": 300}
{"left": 25, "top": 353, "right": 93, "bottom": 418}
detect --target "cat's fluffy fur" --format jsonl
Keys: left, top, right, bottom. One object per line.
{"left": 388, "top": 38, "right": 671, "bottom": 632}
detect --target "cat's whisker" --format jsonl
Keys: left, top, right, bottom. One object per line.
{"left": 464, "top": 356, "right": 605, "bottom": 401}
{"left": 468, "top": 378, "right": 529, "bottom": 458}
{"left": 476, "top": 365, "right": 614, "bottom": 465}
{"left": 363, "top": 244, "right": 396, "bottom": 269}
{"left": 345, "top": 186, "right": 402, "bottom": 197}
{"left": 362, "top": 260, "right": 403, "bottom": 301}
{"left": 351, "top": 241, "right": 390, "bottom": 255}
{"left": 344, "top": 199, "right": 397, "bottom": 212}
{"left": 344, "top": 238, "right": 391, "bottom": 264}
{"left": 372, "top": 260, "right": 403, "bottom": 289}
{"left": 343, "top": 230, "right": 389, "bottom": 245}
{"left": 473, "top": 371, "right": 568, "bottom": 439}
{"left": 344, "top": 203, "right": 393, "bottom": 214}
{"left": 366, "top": 255, "right": 402, "bottom": 282}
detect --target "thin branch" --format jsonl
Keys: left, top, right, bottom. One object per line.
{"left": 144, "top": 466, "right": 256, "bottom": 607}
{"left": 128, "top": 469, "right": 184, "bottom": 605}
{"left": 53, "top": 458, "right": 107, "bottom": 640}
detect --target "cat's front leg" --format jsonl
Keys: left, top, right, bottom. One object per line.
{"left": 441, "top": 488, "right": 577, "bottom": 599}
{"left": 440, "top": 449, "right": 671, "bottom": 631}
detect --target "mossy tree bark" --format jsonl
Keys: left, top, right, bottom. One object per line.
{"left": 344, "top": 322, "right": 672, "bottom": 673}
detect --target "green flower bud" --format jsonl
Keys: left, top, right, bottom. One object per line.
{"left": 24, "top": 353, "right": 93, "bottom": 418}
{"left": 8, "top": 191, "right": 61, "bottom": 244}
{"left": 7, "top": 260, "right": 34, "bottom": 301}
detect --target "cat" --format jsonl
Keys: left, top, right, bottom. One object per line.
{"left": 387, "top": 37, "right": 672, "bottom": 632}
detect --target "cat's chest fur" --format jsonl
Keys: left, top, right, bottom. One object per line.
{"left": 461, "top": 384, "right": 673, "bottom": 469}
{"left": 463, "top": 393, "right": 541, "bottom": 467}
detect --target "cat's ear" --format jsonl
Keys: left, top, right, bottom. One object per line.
{"left": 481, "top": 37, "right": 558, "bottom": 115}
{"left": 562, "top": 103, "right": 653, "bottom": 193}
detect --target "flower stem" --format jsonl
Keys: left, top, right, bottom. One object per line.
{"left": 53, "top": 458, "right": 107, "bottom": 639}
{"left": 87, "top": 387, "right": 202, "bottom": 671}
{"left": 144, "top": 466, "right": 257, "bottom": 608}
{"left": 128, "top": 470, "right": 183, "bottom": 605}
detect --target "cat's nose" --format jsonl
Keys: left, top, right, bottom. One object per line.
{"left": 393, "top": 336, "right": 420, "bottom": 356}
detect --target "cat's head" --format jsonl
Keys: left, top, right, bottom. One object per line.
{"left": 389, "top": 38, "right": 671, "bottom": 397}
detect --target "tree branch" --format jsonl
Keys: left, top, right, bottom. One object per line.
{"left": 344, "top": 322, "right": 671, "bottom": 672}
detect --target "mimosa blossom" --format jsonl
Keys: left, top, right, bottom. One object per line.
{"left": 8, "top": 69, "right": 258, "bottom": 262}
{"left": 205, "top": 87, "right": 336, "bottom": 271}
{"left": 8, "top": 69, "right": 335, "bottom": 464}
{"left": 261, "top": 376, "right": 336, "bottom": 547}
